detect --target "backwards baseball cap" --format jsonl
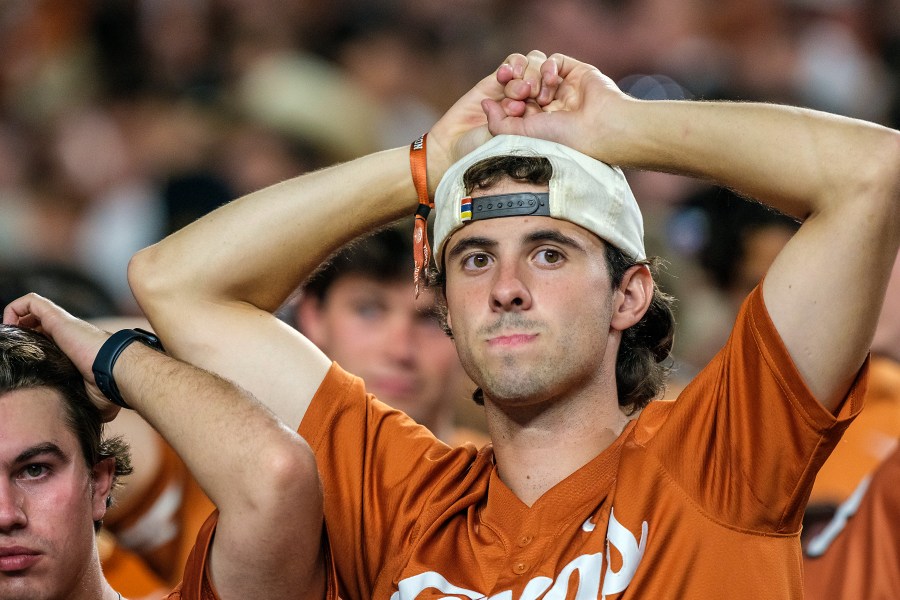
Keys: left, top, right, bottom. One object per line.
{"left": 432, "top": 135, "right": 645, "bottom": 269}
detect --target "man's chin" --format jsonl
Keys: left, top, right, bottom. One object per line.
{"left": 0, "top": 580, "right": 52, "bottom": 600}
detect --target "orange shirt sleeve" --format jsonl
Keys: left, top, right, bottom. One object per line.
{"left": 164, "top": 511, "right": 220, "bottom": 600}
{"left": 648, "top": 285, "right": 866, "bottom": 532}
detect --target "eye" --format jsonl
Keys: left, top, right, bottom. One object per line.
{"left": 462, "top": 253, "right": 492, "bottom": 271}
{"left": 534, "top": 248, "right": 564, "bottom": 266}
{"left": 353, "top": 300, "right": 386, "bottom": 320}
{"left": 20, "top": 464, "right": 50, "bottom": 480}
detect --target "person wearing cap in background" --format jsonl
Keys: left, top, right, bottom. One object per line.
{"left": 128, "top": 49, "right": 900, "bottom": 598}
{"left": 291, "top": 221, "right": 488, "bottom": 447}
{"left": 0, "top": 294, "right": 327, "bottom": 600}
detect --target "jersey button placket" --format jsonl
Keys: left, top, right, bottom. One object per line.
{"left": 512, "top": 562, "right": 528, "bottom": 575}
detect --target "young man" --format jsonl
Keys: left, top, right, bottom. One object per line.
{"left": 128, "top": 51, "right": 900, "bottom": 598}
{"left": 293, "top": 222, "right": 486, "bottom": 446}
{"left": 0, "top": 294, "right": 326, "bottom": 600}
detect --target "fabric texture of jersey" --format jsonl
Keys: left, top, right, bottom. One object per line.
{"left": 299, "top": 285, "right": 865, "bottom": 599}
{"left": 803, "top": 439, "right": 900, "bottom": 599}
{"left": 165, "top": 510, "right": 342, "bottom": 600}
{"left": 164, "top": 511, "right": 220, "bottom": 600}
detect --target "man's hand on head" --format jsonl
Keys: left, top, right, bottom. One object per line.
{"left": 3, "top": 292, "right": 120, "bottom": 421}
{"left": 427, "top": 51, "right": 558, "bottom": 197}
{"left": 483, "top": 51, "right": 632, "bottom": 161}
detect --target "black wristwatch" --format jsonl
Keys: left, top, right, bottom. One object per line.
{"left": 92, "top": 328, "right": 165, "bottom": 409}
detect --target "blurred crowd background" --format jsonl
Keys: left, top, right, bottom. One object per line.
{"left": 1, "top": 0, "right": 898, "bottom": 378}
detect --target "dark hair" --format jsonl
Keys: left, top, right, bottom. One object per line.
{"left": 0, "top": 324, "right": 133, "bottom": 529}
{"left": 431, "top": 154, "right": 676, "bottom": 412}
{"left": 303, "top": 220, "right": 414, "bottom": 302}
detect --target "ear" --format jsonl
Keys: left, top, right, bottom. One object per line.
{"left": 91, "top": 457, "right": 117, "bottom": 522}
{"left": 295, "top": 295, "right": 328, "bottom": 346}
{"left": 610, "top": 264, "right": 653, "bottom": 332}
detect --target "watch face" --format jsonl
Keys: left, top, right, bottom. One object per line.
{"left": 134, "top": 328, "right": 164, "bottom": 352}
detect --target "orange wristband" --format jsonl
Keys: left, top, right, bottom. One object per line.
{"left": 410, "top": 133, "right": 433, "bottom": 298}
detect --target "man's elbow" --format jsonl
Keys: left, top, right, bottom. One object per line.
{"left": 128, "top": 244, "right": 177, "bottom": 315}
{"left": 253, "top": 437, "right": 324, "bottom": 520}
{"left": 845, "top": 127, "right": 900, "bottom": 239}
{"left": 866, "top": 129, "right": 900, "bottom": 208}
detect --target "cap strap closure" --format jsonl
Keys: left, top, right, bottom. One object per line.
{"left": 463, "top": 192, "right": 550, "bottom": 221}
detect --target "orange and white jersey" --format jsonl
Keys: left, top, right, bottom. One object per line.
{"left": 299, "top": 286, "right": 864, "bottom": 599}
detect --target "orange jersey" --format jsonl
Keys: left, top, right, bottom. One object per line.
{"left": 803, "top": 442, "right": 900, "bottom": 599}
{"left": 166, "top": 513, "right": 342, "bottom": 599}
{"left": 165, "top": 512, "right": 220, "bottom": 600}
{"left": 299, "top": 286, "right": 864, "bottom": 599}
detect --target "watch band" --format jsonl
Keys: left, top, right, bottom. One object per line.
{"left": 92, "top": 328, "right": 165, "bottom": 409}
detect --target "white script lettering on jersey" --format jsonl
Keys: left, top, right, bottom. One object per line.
{"left": 390, "top": 509, "right": 648, "bottom": 599}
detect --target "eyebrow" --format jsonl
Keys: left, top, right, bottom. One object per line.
{"left": 523, "top": 229, "right": 585, "bottom": 251}
{"left": 446, "top": 235, "right": 498, "bottom": 261}
{"left": 448, "top": 228, "right": 586, "bottom": 261}
{"left": 14, "top": 442, "right": 68, "bottom": 465}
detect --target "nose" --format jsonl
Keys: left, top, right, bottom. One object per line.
{"left": 490, "top": 262, "right": 532, "bottom": 312}
{"left": 0, "top": 481, "right": 27, "bottom": 532}
{"left": 383, "top": 314, "right": 416, "bottom": 364}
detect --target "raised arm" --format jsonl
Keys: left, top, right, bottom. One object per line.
{"left": 128, "top": 61, "right": 510, "bottom": 430}
{"left": 486, "top": 52, "right": 900, "bottom": 411}
{"left": 3, "top": 294, "right": 326, "bottom": 600}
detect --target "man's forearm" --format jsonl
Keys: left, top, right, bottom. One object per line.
{"left": 108, "top": 336, "right": 326, "bottom": 598}
{"left": 109, "top": 342, "right": 315, "bottom": 512}
{"left": 608, "top": 98, "right": 900, "bottom": 220}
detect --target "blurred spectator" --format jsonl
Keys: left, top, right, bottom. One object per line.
{"left": 289, "top": 221, "right": 488, "bottom": 446}
{"left": 803, "top": 443, "right": 900, "bottom": 599}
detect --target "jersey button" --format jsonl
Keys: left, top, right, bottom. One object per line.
{"left": 517, "top": 535, "right": 533, "bottom": 547}
{"left": 513, "top": 562, "right": 528, "bottom": 575}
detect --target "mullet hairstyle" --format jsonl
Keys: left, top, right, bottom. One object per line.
{"left": 429, "top": 154, "right": 676, "bottom": 413}
{"left": 0, "top": 324, "right": 133, "bottom": 529}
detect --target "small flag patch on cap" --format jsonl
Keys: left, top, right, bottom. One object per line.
{"left": 460, "top": 197, "right": 473, "bottom": 222}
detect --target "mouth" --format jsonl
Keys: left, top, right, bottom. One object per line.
{"left": 0, "top": 547, "right": 41, "bottom": 572}
{"left": 369, "top": 375, "right": 418, "bottom": 398}
{"left": 487, "top": 333, "right": 537, "bottom": 347}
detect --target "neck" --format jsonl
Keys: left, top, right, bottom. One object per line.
{"left": 63, "top": 546, "right": 120, "bottom": 600}
{"left": 485, "top": 384, "right": 631, "bottom": 506}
